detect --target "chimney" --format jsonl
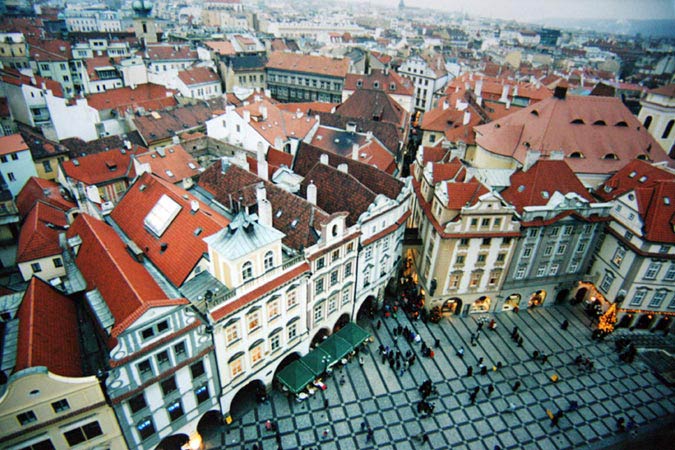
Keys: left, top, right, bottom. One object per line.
{"left": 553, "top": 82, "right": 568, "bottom": 100}
{"left": 258, "top": 159, "right": 268, "bottom": 180}
{"left": 320, "top": 153, "right": 329, "bottom": 165}
{"left": 550, "top": 150, "right": 565, "bottom": 160}
{"left": 475, "top": 79, "right": 483, "bottom": 97}
{"left": 346, "top": 121, "right": 357, "bottom": 133}
{"left": 306, "top": 180, "right": 317, "bottom": 205}
{"left": 352, "top": 143, "right": 360, "bottom": 160}
{"left": 258, "top": 198, "right": 273, "bottom": 227}
{"left": 256, "top": 182, "right": 267, "bottom": 202}
{"left": 337, "top": 163, "right": 348, "bottom": 173}
{"left": 296, "top": 109, "right": 303, "bottom": 119}
{"left": 243, "top": 110, "right": 251, "bottom": 122}
{"left": 190, "top": 200, "right": 199, "bottom": 212}
{"left": 500, "top": 84, "right": 509, "bottom": 102}
{"left": 463, "top": 110, "right": 471, "bottom": 126}
{"left": 442, "top": 99, "right": 449, "bottom": 110}
{"left": 260, "top": 105, "right": 267, "bottom": 121}
{"left": 384, "top": 66, "right": 389, "bottom": 76}
{"left": 523, "top": 149, "right": 541, "bottom": 171}
{"left": 366, "top": 131, "right": 373, "bottom": 141}
{"left": 274, "top": 137, "right": 283, "bottom": 150}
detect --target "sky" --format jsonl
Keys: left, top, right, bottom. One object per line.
{"left": 346, "top": 0, "right": 675, "bottom": 22}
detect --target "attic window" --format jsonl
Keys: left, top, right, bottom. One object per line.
{"left": 593, "top": 120, "right": 607, "bottom": 126}
{"left": 165, "top": 169, "right": 175, "bottom": 177}
{"left": 636, "top": 154, "right": 649, "bottom": 161}
{"left": 665, "top": 197, "right": 671, "bottom": 205}
{"left": 638, "top": 175, "right": 647, "bottom": 183}
{"left": 541, "top": 191, "right": 550, "bottom": 199}
{"left": 603, "top": 185, "right": 613, "bottom": 193}
{"left": 517, "top": 185, "right": 525, "bottom": 192}
{"left": 144, "top": 194, "right": 181, "bottom": 237}
{"left": 106, "top": 161, "right": 117, "bottom": 171}
{"left": 188, "top": 162, "right": 197, "bottom": 170}
{"left": 390, "top": 83, "right": 396, "bottom": 90}
{"left": 275, "top": 209, "right": 283, "bottom": 218}
{"left": 373, "top": 81, "right": 380, "bottom": 89}
{"left": 530, "top": 110, "right": 539, "bottom": 116}
{"left": 571, "top": 119, "right": 584, "bottom": 124}
{"left": 160, "top": 242, "right": 168, "bottom": 253}
{"left": 356, "top": 80, "right": 363, "bottom": 88}
{"left": 194, "top": 227, "right": 202, "bottom": 236}
{"left": 290, "top": 219, "right": 299, "bottom": 229}
{"left": 615, "top": 121, "right": 628, "bottom": 127}
{"left": 569, "top": 152, "right": 584, "bottom": 158}
{"left": 603, "top": 153, "right": 618, "bottom": 160}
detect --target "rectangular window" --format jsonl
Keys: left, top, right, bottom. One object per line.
{"left": 612, "top": 247, "right": 626, "bottom": 266}
{"left": 563, "top": 225, "right": 573, "bottom": 235}
{"left": 549, "top": 264, "right": 559, "bottom": 276}
{"left": 174, "top": 341, "right": 186, "bottom": 359}
{"left": 341, "top": 288, "right": 350, "bottom": 306}
{"left": 544, "top": 245, "right": 553, "bottom": 256}
{"left": 247, "top": 312, "right": 260, "bottom": 332}
{"left": 137, "top": 417, "right": 156, "bottom": 440}
{"left": 665, "top": 264, "right": 675, "bottom": 281}
{"left": 270, "top": 333, "right": 281, "bottom": 352}
{"left": 190, "top": 361, "right": 206, "bottom": 379}
{"left": 316, "top": 257, "right": 325, "bottom": 270}
{"left": 344, "top": 262, "right": 353, "bottom": 277}
{"left": 550, "top": 226, "right": 560, "bottom": 236}
{"left": 161, "top": 376, "right": 178, "bottom": 396}
{"left": 31, "top": 262, "right": 42, "bottom": 273}
{"left": 494, "top": 218, "right": 502, "bottom": 227}
{"left": 496, "top": 253, "right": 506, "bottom": 262}
{"left": 315, "top": 278, "right": 324, "bottom": 295}
{"left": 469, "top": 272, "right": 481, "bottom": 287}
{"left": 64, "top": 421, "right": 103, "bottom": 446}
{"left": 156, "top": 350, "right": 170, "bottom": 369}
{"left": 195, "top": 385, "right": 209, "bottom": 404}
{"left": 522, "top": 247, "right": 532, "bottom": 258}
{"left": 287, "top": 322, "right": 297, "bottom": 340}
{"left": 328, "top": 295, "right": 337, "bottom": 313}
{"left": 644, "top": 262, "right": 662, "bottom": 280}
{"left": 459, "top": 238, "right": 469, "bottom": 246}
{"left": 630, "top": 290, "right": 647, "bottom": 306}
{"left": 569, "top": 260, "right": 580, "bottom": 273}
{"left": 137, "top": 359, "right": 153, "bottom": 380}
{"left": 624, "top": 231, "right": 634, "bottom": 241}
{"left": 330, "top": 270, "right": 339, "bottom": 286}
{"left": 515, "top": 267, "right": 526, "bottom": 279}
{"left": 251, "top": 345, "right": 263, "bottom": 365}
{"left": 649, "top": 291, "right": 667, "bottom": 308}
{"left": 482, "top": 237, "right": 491, "bottom": 246}
{"left": 129, "top": 393, "right": 147, "bottom": 414}
{"left": 449, "top": 274, "right": 460, "bottom": 289}
{"left": 11, "top": 153, "right": 18, "bottom": 161}
{"left": 556, "top": 244, "right": 567, "bottom": 255}
{"left": 313, "top": 304, "right": 323, "bottom": 322}
{"left": 600, "top": 272, "right": 615, "bottom": 292}
{"left": 332, "top": 249, "right": 340, "bottom": 262}
{"left": 51, "top": 399, "right": 70, "bottom": 413}
{"left": 17, "top": 410, "right": 37, "bottom": 425}
{"left": 287, "top": 290, "right": 297, "bottom": 309}
{"left": 477, "top": 254, "right": 486, "bottom": 263}
{"left": 455, "top": 255, "right": 465, "bottom": 265}
{"left": 229, "top": 358, "right": 243, "bottom": 378}
{"left": 52, "top": 257, "right": 63, "bottom": 268}
{"left": 267, "top": 300, "right": 279, "bottom": 319}
{"left": 481, "top": 218, "right": 490, "bottom": 227}
{"left": 528, "top": 228, "right": 538, "bottom": 237}
{"left": 536, "top": 266, "right": 547, "bottom": 277}
{"left": 470, "top": 218, "right": 478, "bottom": 227}
{"left": 503, "top": 237, "right": 512, "bottom": 245}
{"left": 365, "top": 247, "right": 373, "bottom": 260}
{"left": 16, "top": 438, "right": 55, "bottom": 449}
{"left": 43, "top": 160, "right": 53, "bottom": 173}
{"left": 577, "top": 241, "right": 587, "bottom": 253}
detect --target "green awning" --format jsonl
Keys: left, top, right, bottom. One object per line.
{"left": 319, "top": 333, "right": 353, "bottom": 362}
{"left": 300, "top": 347, "right": 332, "bottom": 377}
{"left": 335, "top": 322, "right": 370, "bottom": 347}
{"left": 275, "top": 360, "right": 314, "bottom": 394}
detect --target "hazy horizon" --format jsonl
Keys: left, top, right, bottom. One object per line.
{"left": 344, "top": 0, "right": 675, "bottom": 22}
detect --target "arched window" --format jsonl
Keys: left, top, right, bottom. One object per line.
{"left": 569, "top": 151, "right": 584, "bottom": 158}
{"left": 603, "top": 153, "right": 618, "bottom": 160}
{"left": 643, "top": 115, "right": 652, "bottom": 130}
{"left": 662, "top": 120, "right": 674, "bottom": 139}
{"left": 242, "top": 261, "right": 253, "bottom": 282}
{"left": 593, "top": 120, "right": 606, "bottom": 126}
{"left": 264, "top": 251, "right": 274, "bottom": 271}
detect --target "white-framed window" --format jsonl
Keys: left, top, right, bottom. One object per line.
{"left": 556, "top": 244, "right": 567, "bottom": 255}
{"left": 455, "top": 255, "right": 465, "bottom": 265}
{"left": 550, "top": 226, "right": 560, "bottom": 236}
{"left": 649, "top": 290, "right": 667, "bottom": 308}
{"left": 577, "top": 241, "right": 587, "bottom": 252}
{"left": 328, "top": 295, "right": 337, "bottom": 313}
{"left": 251, "top": 344, "right": 263, "bottom": 365}
{"left": 544, "top": 245, "right": 553, "bottom": 256}
{"left": 345, "top": 262, "right": 353, "bottom": 277}
{"left": 264, "top": 251, "right": 274, "bottom": 271}
{"left": 267, "top": 299, "right": 279, "bottom": 320}
{"left": 287, "top": 289, "right": 297, "bottom": 309}
{"left": 522, "top": 246, "right": 533, "bottom": 258}
{"left": 644, "top": 262, "right": 662, "bottom": 280}
{"left": 332, "top": 249, "right": 340, "bottom": 262}
{"left": 665, "top": 264, "right": 675, "bottom": 281}
{"left": 536, "top": 266, "right": 547, "bottom": 277}
{"left": 365, "top": 246, "right": 373, "bottom": 260}
{"left": 287, "top": 321, "right": 298, "bottom": 340}
{"left": 229, "top": 356, "right": 243, "bottom": 379}
{"left": 313, "top": 303, "right": 323, "bottom": 322}
{"left": 549, "top": 264, "right": 559, "bottom": 276}
{"left": 563, "top": 225, "right": 573, "bottom": 235}
{"left": 449, "top": 274, "right": 461, "bottom": 289}
{"left": 225, "top": 322, "right": 239, "bottom": 344}
{"left": 242, "top": 261, "right": 253, "bottom": 282}
{"left": 316, "top": 257, "right": 325, "bottom": 270}
{"left": 515, "top": 267, "right": 526, "bottom": 279}
{"left": 668, "top": 294, "right": 675, "bottom": 309}
{"left": 330, "top": 269, "right": 339, "bottom": 286}
{"left": 247, "top": 310, "right": 260, "bottom": 332}
{"left": 612, "top": 247, "right": 626, "bottom": 267}
{"left": 469, "top": 272, "right": 481, "bottom": 287}
{"left": 569, "top": 260, "right": 580, "bottom": 273}
{"left": 528, "top": 228, "right": 538, "bottom": 237}
{"left": 341, "top": 288, "right": 350, "bottom": 306}
{"left": 315, "top": 277, "right": 324, "bottom": 295}
{"left": 600, "top": 272, "right": 615, "bottom": 292}
{"left": 270, "top": 332, "right": 281, "bottom": 352}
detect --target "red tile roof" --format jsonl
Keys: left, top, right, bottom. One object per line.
{"left": 420, "top": 104, "right": 482, "bottom": 145}
{"left": 430, "top": 158, "right": 467, "bottom": 185}
{"left": 336, "top": 89, "right": 408, "bottom": 130}
{"left": 1, "top": 68, "right": 64, "bottom": 98}
{"left": 636, "top": 180, "right": 675, "bottom": 244}
{"left": 236, "top": 98, "right": 318, "bottom": 146}
{"left": 310, "top": 126, "right": 395, "bottom": 174}
{"left": 15, "top": 277, "right": 82, "bottom": 377}
{"left": 16, "top": 177, "right": 77, "bottom": 219}
{"left": 145, "top": 44, "right": 198, "bottom": 61}
{"left": 501, "top": 159, "right": 593, "bottom": 213}
{"left": 649, "top": 83, "right": 675, "bottom": 98}
{"left": 61, "top": 147, "right": 139, "bottom": 186}
{"left": 444, "top": 180, "right": 489, "bottom": 209}
{"left": 474, "top": 94, "right": 671, "bottom": 176}
{"left": 204, "top": 40, "right": 236, "bottom": 56}
{"left": 16, "top": 201, "right": 67, "bottom": 263}
{"left": 134, "top": 144, "right": 202, "bottom": 183}
{"left": 595, "top": 160, "right": 675, "bottom": 202}
{"left": 111, "top": 172, "right": 230, "bottom": 286}
{"left": 177, "top": 66, "right": 220, "bottom": 86}
{"left": 266, "top": 146, "right": 293, "bottom": 169}
{"left": 133, "top": 103, "right": 211, "bottom": 145}
{"left": 28, "top": 38, "right": 72, "bottom": 61}
{"left": 0, "top": 133, "right": 29, "bottom": 156}
{"left": 344, "top": 69, "right": 414, "bottom": 96}
{"left": 212, "top": 262, "right": 310, "bottom": 322}
{"left": 277, "top": 102, "right": 336, "bottom": 115}
{"left": 266, "top": 52, "right": 350, "bottom": 78}
{"left": 85, "top": 83, "right": 177, "bottom": 113}
{"left": 67, "top": 213, "right": 188, "bottom": 338}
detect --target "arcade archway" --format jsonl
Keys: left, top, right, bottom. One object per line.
{"left": 653, "top": 316, "right": 671, "bottom": 331}
{"left": 469, "top": 296, "right": 491, "bottom": 314}
{"left": 196, "top": 410, "right": 221, "bottom": 446}
{"left": 156, "top": 433, "right": 189, "bottom": 450}
{"left": 635, "top": 314, "right": 654, "bottom": 330}
{"left": 574, "top": 287, "right": 588, "bottom": 304}
{"left": 555, "top": 289, "right": 570, "bottom": 304}
{"left": 229, "top": 379, "right": 266, "bottom": 419}
{"left": 442, "top": 298, "right": 462, "bottom": 316}
{"left": 616, "top": 314, "right": 633, "bottom": 328}
{"left": 333, "top": 313, "right": 350, "bottom": 333}
{"left": 502, "top": 293, "right": 521, "bottom": 311}
{"left": 528, "top": 290, "right": 546, "bottom": 308}
{"left": 310, "top": 328, "right": 330, "bottom": 348}
{"left": 357, "top": 295, "right": 377, "bottom": 320}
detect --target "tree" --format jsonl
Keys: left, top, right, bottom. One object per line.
{"left": 598, "top": 302, "right": 617, "bottom": 334}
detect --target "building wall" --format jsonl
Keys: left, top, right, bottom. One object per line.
{"left": 638, "top": 93, "right": 675, "bottom": 157}
{"left": 266, "top": 68, "right": 344, "bottom": 103}
{"left": 0, "top": 369, "right": 125, "bottom": 450}
{"left": 18, "top": 253, "right": 66, "bottom": 282}
{"left": 0, "top": 149, "right": 37, "bottom": 197}
{"left": 44, "top": 92, "right": 100, "bottom": 142}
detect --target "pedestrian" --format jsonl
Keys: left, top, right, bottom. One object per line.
{"left": 617, "top": 417, "right": 626, "bottom": 432}
{"left": 366, "top": 427, "right": 374, "bottom": 442}
{"left": 486, "top": 384, "right": 494, "bottom": 395}
{"left": 324, "top": 399, "right": 329, "bottom": 408}
{"left": 480, "top": 364, "right": 487, "bottom": 376}
{"left": 469, "top": 392, "right": 477, "bottom": 404}
{"left": 473, "top": 386, "right": 480, "bottom": 394}
{"left": 532, "top": 350, "right": 540, "bottom": 360}
{"left": 435, "top": 338, "right": 440, "bottom": 348}
{"left": 541, "top": 354, "right": 548, "bottom": 364}
{"left": 489, "top": 319, "right": 496, "bottom": 330}
{"left": 512, "top": 380, "right": 521, "bottom": 391}
{"left": 275, "top": 431, "right": 281, "bottom": 445}
{"left": 477, "top": 322, "right": 483, "bottom": 331}
{"left": 457, "top": 347, "right": 464, "bottom": 358}
{"left": 478, "top": 357, "right": 484, "bottom": 365}
{"left": 466, "top": 366, "right": 473, "bottom": 377}
{"left": 361, "top": 421, "right": 367, "bottom": 431}
{"left": 323, "top": 428, "right": 329, "bottom": 437}
{"left": 496, "top": 361, "right": 503, "bottom": 370}
{"left": 377, "top": 320, "right": 382, "bottom": 330}
{"left": 511, "top": 326, "right": 518, "bottom": 338}
{"left": 517, "top": 336, "right": 524, "bottom": 347}
{"left": 422, "top": 433, "right": 430, "bottom": 444}
{"left": 561, "top": 319, "right": 569, "bottom": 330}
{"left": 266, "top": 420, "right": 272, "bottom": 431}
{"left": 252, "top": 444, "right": 260, "bottom": 450}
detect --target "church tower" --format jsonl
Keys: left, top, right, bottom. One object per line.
{"left": 398, "top": 0, "right": 405, "bottom": 9}
{"left": 132, "top": 0, "right": 157, "bottom": 45}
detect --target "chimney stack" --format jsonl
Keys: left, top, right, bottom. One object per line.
{"left": 258, "top": 198, "right": 273, "bottom": 227}
{"left": 475, "top": 79, "right": 483, "bottom": 97}
{"left": 256, "top": 182, "right": 267, "bottom": 202}
{"left": 260, "top": 105, "right": 268, "bottom": 121}
{"left": 500, "top": 84, "right": 509, "bottom": 102}
{"left": 243, "top": 110, "right": 251, "bottom": 123}
{"left": 258, "top": 159, "right": 268, "bottom": 180}
{"left": 463, "top": 110, "right": 471, "bottom": 126}
{"left": 346, "top": 121, "right": 357, "bottom": 133}
{"left": 352, "top": 143, "right": 360, "bottom": 161}
{"left": 553, "top": 82, "right": 568, "bottom": 100}
{"left": 523, "top": 149, "right": 541, "bottom": 171}
{"left": 306, "top": 180, "right": 317, "bottom": 205}
{"left": 320, "top": 153, "right": 329, "bottom": 165}
{"left": 337, "top": 163, "right": 348, "bottom": 173}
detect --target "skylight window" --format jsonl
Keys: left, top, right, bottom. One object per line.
{"left": 165, "top": 169, "right": 175, "bottom": 177}
{"left": 628, "top": 171, "right": 637, "bottom": 178}
{"left": 188, "top": 162, "right": 197, "bottom": 170}
{"left": 638, "top": 176, "right": 647, "bottom": 183}
{"left": 144, "top": 194, "right": 181, "bottom": 237}
{"left": 665, "top": 197, "right": 671, "bottom": 205}
{"left": 275, "top": 209, "right": 283, "bottom": 218}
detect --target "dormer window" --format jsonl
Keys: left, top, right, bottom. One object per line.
{"left": 615, "top": 121, "right": 628, "bottom": 127}
{"left": 603, "top": 153, "right": 618, "bottom": 160}
{"left": 390, "top": 83, "right": 396, "bottom": 90}
{"left": 571, "top": 119, "right": 584, "bottom": 124}
{"left": 356, "top": 80, "right": 363, "bottom": 88}
{"left": 638, "top": 175, "right": 647, "bottom": 183}
{"left": 593, "top": 120, "right": 606, "bottom": 126}
{"left": 530, "top": 110, "right": 539, "bottom": 116}
{"left": 373, "top": 81, "right": 380, "bottom": 89}
{"left": 242, "top": 261, "right": 253, "bottom": 282}
{"left": 628, "top": 171, "right": 637, "bottom": 178}
{"left": 569, "top": 152, "right": 584, "bottom": 158}
{"left": 636, "top": 154, "right": 649, "bottom": 161}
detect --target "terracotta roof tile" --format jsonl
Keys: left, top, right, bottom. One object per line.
{"left": 235, "top": 98, "right": 318, "bottom": 146}
{"left": 277, "top": 102, "right": 336, "bottom": 115}
{"left": 86, "top": 83, "right": 177, "bottom": 113}
{"left": 444, "top": 180, "right": 489, "bottom": 209}
{"left": 133, "top": 103, "right": 212, "bottom": 145}
{"left": 501, "top": 159, "right": 593, "bottom": 213}
{"left": 199, "top": 162, "right": 329, "bottom": 251}
{"left": 204, "top": 40, "right": 236, "bottom": 56}
{"left": 344, "top": 69, "right": 414, "bottom": 96}
{"left": 145, "top": 44, "right": 198, "bottom": 61}
{"left": 636, "top": 180, "right": 675, "bottom": 244}
{"left": 309, "top": 111, "right": 402, "bottom": 155}
{"left": 595, "top": 160, "right": 675, "bottom": 202}
{"left": 335, "top": 89, "right": 408, "bottom": 130}
{"left": 111, "top": 172, "right": 230, "bottom": 286}
{"left": 15, "top": 277, "right": 82, "bottom": 377}
{"left": 16, "top": 177, "right": 76, "bottom": 219}
{"left": 61, "top": 147, "right": 139, "bottom": 186}
{"left": 68, "top": 213, "right": 188, "bottom": 338}
{"left": 309, "top": 126, "right": 395, "bottom": 174}
{"left": 420, "top": 104, "right": 482, "bottom": 145}
{"left": 0, "top": 133, "right": 29, "bottom": 156}
{"left": 134, "top": 144, "right": 202, "bottom": 183}
{"left": 474, "top": 94, "right": 671, "bottom": 176}
{"left": 16, "top": 201, "right": 67, "bottom": 263}
{"left": 28, "top": 38, "right": 72, "bottom": 61}
{"left": 649, "top": 83, "right": 675, "bottom": 97}
{"left": 266, "top": 52, "right": 350, "bottom": 78}
{"left": 177, "top": 66, "right": 220, "bottom": 86}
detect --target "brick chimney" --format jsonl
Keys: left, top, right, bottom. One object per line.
{"left": 307, "top": 180, "right": 317, "bottom": 205}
